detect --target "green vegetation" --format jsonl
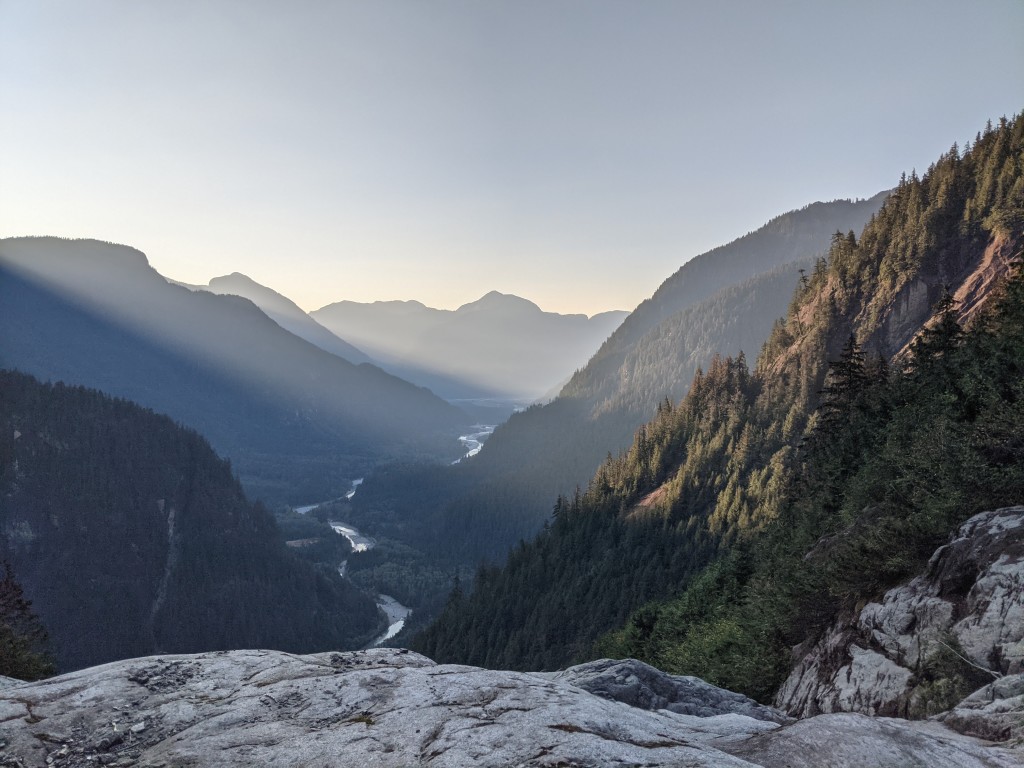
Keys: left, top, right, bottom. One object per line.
{"left": 413, "top": 113, "right": 1024, "bottom": 701}
{"left": 0, "top": 562, "right": 54, "bottom": 680}
{"left": 600, "top": 278, "right": 1024, "bottom": 700}
{"left": 344, "top": 198, "right": 886, "bottom": 617}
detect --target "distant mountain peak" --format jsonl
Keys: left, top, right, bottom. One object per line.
{"left": 200, "top": 272, "right": 372, "bottom": 365}
{"left": 456, "top": 291, "right": 541, "bottom": 314}
{"left": 206, "top": 272, "right": 303, "bottom": 317}
{"left": 209, "top": 272, "right": 269, "bottom": 292}
{"left": 219, "top": 271, "right": 257, "bottom": 282}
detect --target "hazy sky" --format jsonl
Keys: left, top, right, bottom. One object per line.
{"left": 2, "top": 1, "right": 1022, "bottom": 315}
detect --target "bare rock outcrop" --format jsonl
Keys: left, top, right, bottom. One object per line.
{"left": 730, "top": 712, "right": 1021, "bottom": 768}
{"left": 3, "top": 646, "right": 1020, "bottom": 767}
{"left": 942, "top": 674, "right": 1024, "bottom": 743}
{"left": 548, "top": 657, "right": 790, "bottom": 723}
{"left": 0, "top": 648, "right": 767, "bottom": 768}
{"left": 777, "top": 506, "right": 1024, "bottom": 729}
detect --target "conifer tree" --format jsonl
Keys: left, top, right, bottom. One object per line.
{"left": 0, "top": 563, "right": 54, "bottom": 680}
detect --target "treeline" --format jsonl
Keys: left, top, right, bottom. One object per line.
{"left": 598, "top": 273, "right": 1024, "bottom": 704}
{"left": 0, "top": 371, "right": 383, "bottom": 672}
{"left": 412, "top": 114, "right": 1024, "bottom": 685}
{"left": 0, "top": 562, "right": 53, "bottom": 679}
{"left": 342, "top": 255, "right": 847, "bottom": 613}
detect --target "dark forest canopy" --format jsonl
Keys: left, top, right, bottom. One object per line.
{"left": 413, "top": 113, "right": 1024, "bottom": 694}
{"left": 0, "top": 371, "right": 383, "bottom": 672}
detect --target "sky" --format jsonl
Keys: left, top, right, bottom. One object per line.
{"left": 1, "top": 1, "right": 1022, "bottom": 316}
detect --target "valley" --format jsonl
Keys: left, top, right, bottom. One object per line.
{"left": 283, "top": 420, "right": 498, "bottom": 654}
{"left": 290, "top": 490, "right": 411, "bottom": 648}
{"left": 1, "top": 106, "right": 1022, "bottom": 767}
{"left": 452, "top": 424, "right": 496, "bottom": 462}
{"left": 3, "top": 4, "right": 1023, "bottom": 765}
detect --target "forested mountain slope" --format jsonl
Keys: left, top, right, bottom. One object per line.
{"left": 343, "top": 196, "right": 886, "bottom": 578}
{"left": 413, "top": 115, "right": 1024, "bottom": 685}
{"left": 0, "top": 371, "right": 383, "bottom": 671}
{"left": 0, "top": 239, "right": 468, "bottom": 504}
{"left": 561, "top": 192, "right": 889, "bottom": 413}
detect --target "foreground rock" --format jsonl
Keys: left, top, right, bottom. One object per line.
{"left": 941, "top": 674, "right": 1024, "bottom": 743}
{"left": 2, "top": 648, "right": 1021, "bottom": 767}
{"left": 549, "top": 657, "right": 790, "bottom": 723}
{"left": 777, "top": 506, "right": 1024, "bottom": 724}
{"left": 730, "top": 712, "right": 1021, "bottom": 768}
{"left": 0, "top": 648, "right": 765, "bottom": 768}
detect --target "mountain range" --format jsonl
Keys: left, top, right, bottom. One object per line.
{"left": 312, "top": 292, "right": 628, "bottom": 402}
{"left": 1, "top": 110, "right": 1021, "bottom": 768}
{"left": 0, "top": 238, "right": 468, "bottom": 505}
{"left": 414, "top": 114, "right": 1024, "bottom": 699}
{"left": 336, "top": 192, "right": 891, "bottom": 589}
{"left": 183, "top": 271, "right": 374, "bottom": 365}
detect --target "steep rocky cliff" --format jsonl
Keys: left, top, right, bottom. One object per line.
{"left": 777, "top": 506, "right": 1024, "bottom": 735}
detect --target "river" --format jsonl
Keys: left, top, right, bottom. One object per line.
{"left": 293, "top": 495, "right": 410, "bottom": 645}
{"left": 365, "top": 594, "right": 412, "bottom": 648}
{"left": 296, "top": 423, "right": 490, "bottom": 513}
{"left": 290, "top": 427, "right": 490, "bottom": 644}
{"left": 451, "top": 424, "right": 496, "bottom": 464}
{"left": 324, "top": 519, "right": 410, "bottom": 648}
{"left": 330, "top": 522, "right": 374, "bottom": 552}
{"left": 293, "top": 478, "right": 363, "bottom": 514}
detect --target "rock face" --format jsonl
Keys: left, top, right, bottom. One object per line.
{"left": 777, "top": 507, "right": 1024, "bottom": 723}
{"left": 548, "top": 658, "right": 790, "bottom": 723}
{"left": 942, "top": 674, "right": 1024, "bottom": 743}
{"left": 729, "top": 712, "right": 1021, "bottom": 768}
{"left": 2, "top": 648, "right": 1021, "bottom": 768}
{"left": 0, "top": 648, "right": 765, "bottom": 768}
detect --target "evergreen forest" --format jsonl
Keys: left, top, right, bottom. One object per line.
{"left": 0, "top": 372, "right": 384, "bottom": 672}
{"left": 337, "top": 195, "right": 888, "bottom": 620}
{"left": 413, "top": 114, "right": 1024, "bottom": 703}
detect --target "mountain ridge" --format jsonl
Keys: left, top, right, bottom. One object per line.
{"left": 411, "top": 114, "right": 1024, "bottom": 699}
{"left": 312, "top": 290, "right": 628, "bottom": 401}
{"left": 0, "top": 370, "right": 384, "bottom": 672}
{"left": 197, "top": 271, "right": 374, "bottom": 365}
{"left": 338, "top": 193, "right": 890, "bottom": 591}
{"left": 0, "top": 237, "right": 468, "bottom": 504}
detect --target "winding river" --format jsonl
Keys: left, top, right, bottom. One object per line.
{"left": 292, "top": 426, "right": 491, "bottom": 645}
{"left": 323, "top": 520, "right": 411, "bottom": 648}
{"left": 292, "top": 480, "right": 408, "bottom": 646}
{"left": 451, "top": 424, "right": 496, "bottom": 464}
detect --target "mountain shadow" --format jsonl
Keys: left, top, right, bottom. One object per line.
{"left": 312, "top": 292, "right": 628, "bottom": 402}
{"left": 0, "top": 238, "right": 469, "bottom": 505}
{"left": 0, "top": 371, "right": 384, "bottom": 671}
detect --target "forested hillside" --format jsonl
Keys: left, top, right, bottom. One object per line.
{"left": 561, "top": 192, "right": 889, "bottom": 413}
{"left": 338, "top": 195, "right": 886, "bottom": 616}
{"left": 413, "top": 114, "right": 1024, "bottom": 688}
{"left": 0, "top": 239, "right": 468, "bottom": 505}
{"left": 0, "top": 372, "right": 383, "bottom": 671}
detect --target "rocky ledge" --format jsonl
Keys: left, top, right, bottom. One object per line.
{"left": 777, "top": 506, "right": 1024, "bottom": 728}
{"left": 2, "top": 648, "right": 1021, "bottom": 767}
